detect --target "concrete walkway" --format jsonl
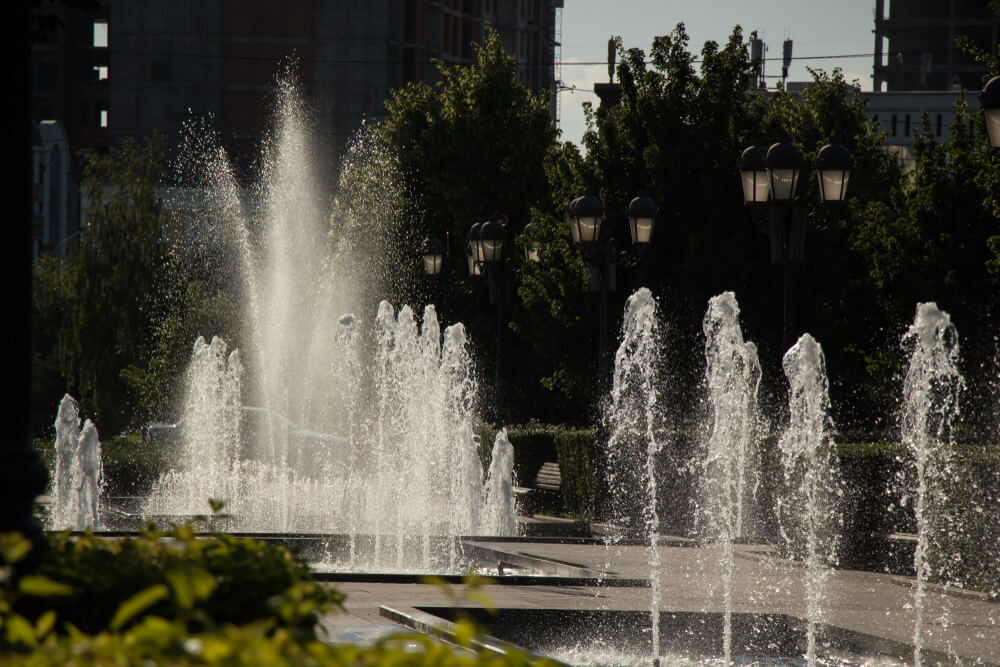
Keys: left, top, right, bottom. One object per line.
{"left": 317, "top": 537, "right": 999, "bottom": 665}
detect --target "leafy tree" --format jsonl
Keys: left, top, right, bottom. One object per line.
{"left": 378, "top": 26, "right": 561, "bottom": 421}
{"left": 59, "top": 134, "right": 171, "bottom": 434}
{"left": 378, "top": 25, "right": 556, "bottom": 249}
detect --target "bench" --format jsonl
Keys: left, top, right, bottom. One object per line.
{"left": 513, "top": 461, "right": 562, "bottom": 514}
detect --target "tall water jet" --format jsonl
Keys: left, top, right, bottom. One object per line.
{"left": 50, "top": 394, "right": 103, "bottom": 530}
{"left": 604, "top": 287, "right": 664, "bottom": 664}
{"left": 778, "top": 333, "right": 842, "bottom": 665}
{"left": 696, "top": 292, "right": 762, "bottom": 665}
{"left": 146, "top": 65, "right": 517, "bottom": 570}
{"left": 482, "top": 429, "right": 516, "bottom": 537}
{"left": 145, "top": 336, "right": 243, "bottom": 521}
{"left": 900, "top": 303, "right": 964, "bottom": 666}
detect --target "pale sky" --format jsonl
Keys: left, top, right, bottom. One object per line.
{"left": 557, "top": 0, "right": 878, "bottom": 144}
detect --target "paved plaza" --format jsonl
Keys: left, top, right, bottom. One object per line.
{"left": 317, "top": 533, "right": 1000, "bottom": 665}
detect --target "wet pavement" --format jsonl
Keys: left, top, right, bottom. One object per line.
{"left": 316, "top": 530, "right": 1000, "bottom": 665}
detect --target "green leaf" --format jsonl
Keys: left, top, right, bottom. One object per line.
{"left": 18, "top": 575, "right": 75, "bottom": 597}
{"left": 208, "top": 498, "right": 227, "bottom": 514}
{"left": 166, "top": 566, "right": 216, "bottom": 610}
{"left": 5, "top": 614, "right": 37, "bottom": 648}
{"left": 0, "top": 533, "right": 32, "bottom": 565}
{"left": 110, "top": 584, "right": 169, "bottom": 630}
{"left": 34, "top": 610, "right": 56, "bottom": 638}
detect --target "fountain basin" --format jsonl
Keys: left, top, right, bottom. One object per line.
{"left": 385, "top": 606, "right": 922, "bottom": 666}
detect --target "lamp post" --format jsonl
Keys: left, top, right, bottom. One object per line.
{"left": 739, "top": 140, "right": 851, "bottom": 351}
{"left": 419, "top": 236, "right": 449, "bottom": 323}
{"left": 981, "top": 76, "right": 1000, "bottom": 151}
{"left": 469, "top": 217, "right": 508, "bottom": 422}
{"left": 568, "top": 193, "right": 657, "bottom": 382}
{"left": 521, "top": 223, "right": 540, "bottom": 263}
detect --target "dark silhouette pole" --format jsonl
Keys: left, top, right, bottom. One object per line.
{"left": 2, "top": 4, "right": 49, "bottom": 560}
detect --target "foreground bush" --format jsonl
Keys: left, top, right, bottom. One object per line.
{"left": 1, "top": 527, "right": 553, "bottom": 666}
{"left": 3, "top": 525, "right": 341, "bottom": 641}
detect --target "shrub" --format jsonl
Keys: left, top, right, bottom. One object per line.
{"left": 10, "top": 525, "right": 341, "bottom": 637}
{"left": 0, "top": 529, "right": 554, "bottom": 666}
{"left": 554, "top": 430, "right": 595, "bottom": 519}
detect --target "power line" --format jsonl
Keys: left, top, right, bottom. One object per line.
{"left": 73, "top": 46, "right": 964, "bottom": 68}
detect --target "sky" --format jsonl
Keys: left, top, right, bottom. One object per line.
{"left": 556, "top": 0, "right": 878, "bottom": 145}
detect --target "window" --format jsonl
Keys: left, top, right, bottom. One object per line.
{"left": 99, "top": 109, "right": 108, "bottom": 128}
{"left": 93, "top": 20, "right": 108, "bottom": 48}
{"left": 891, "top": 114, "right": 897, "bottom": 136}
{"left": 904, "top": 114, "right": 911, "bottom": 137}
{"left": 936, "top": 114, "right": 942, "bottom": 137}
{"left": 93, "top": 65, "right": 109, "bottom": 81}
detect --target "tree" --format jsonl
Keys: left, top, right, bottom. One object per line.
{"left": 377, "top": 26, "right": 561, "bottom": 421}
{"left": 378, "top": 26, "right": 556, "bottom": 248}
{"left": 59, "top": 134, "right": 171, "bottom": 434}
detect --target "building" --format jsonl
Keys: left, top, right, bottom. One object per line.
{"left": 32, "top": 1, "right": 559, "bottom": 177}
{"left": 30, "top": 1, "right": 560, "bottom": 251}
{"left": 873, "top": 0, "right": 999, "bottom": 92}
{"left": 31, "top": 120, "right": 77, "bottom": 258}
{"left": 863, "top": 90, "right": 981, "bottom": 171}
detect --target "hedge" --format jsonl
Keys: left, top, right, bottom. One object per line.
{"left": 0, "top": 527, "right": 553, "bottom": 666}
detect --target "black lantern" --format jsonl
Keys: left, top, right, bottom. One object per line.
{"left": 522, "top": 223, "right": 540, "bottom": 262}
{"left": 420, "top": 237, "right": 444, "bottom": 276}
{"left": 469, "top": 221, "right": 484, "bottom": 265}
{"left": 567, "top": 196, "right": 581, "bottom": 244}
{"left": 739, "top": 145, "right": 769, "bottom": 204}
{"left": 981, "top": 76, "right": 1000, "bottom": 150}
{"left": 766, "top": 141, "right": 802, "bottom": 202}
{"left": 627, "top": 195, "right": 657, "bottom": 245}
{"left": 479, "top": 218, "right": 505, "bottom": 263}
{"left": 465, "top": 241, "right": 480, "bottom": 276}
{"left": 814, "top": 142, "right": 852, "bottom": 203}
{"left": 568, "top": 194, "right": 603, "bottom": 245}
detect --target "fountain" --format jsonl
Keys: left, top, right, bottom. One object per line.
{"left": 86, "top": 65, "right": 518, "bottom": 573}
{"left": 482, "top": 429, "right": 517, "bottom": 538}
{"left": 46, "top": 62, "right": 997, "bottom": 664}
{"left": 603, "top": 287, "right": 665, "bottom": 664}
{"left": 898, "top": 302, "right": 964, "bottom": 666}
{"left": 50, "top": 393, "right": 103, "bottom": 530}
{"left": 777, "top": 333, "right": 841, "bottom": 665}
{"left": 693, "top": 292, "right": 764, "bottom": 665}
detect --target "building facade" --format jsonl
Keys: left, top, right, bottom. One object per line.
{"left": 873, "top": 0, "right": 999, "bottom": 92}
{"left": 32, "top": 1, "right": 559, "bottom": 174}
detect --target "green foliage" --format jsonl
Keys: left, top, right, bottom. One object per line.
{"left": 379, "top": 26, "right": 555, "bottom": 249}
{"left": 378, "top": 28, "right": 567, "bottom": 421}
{"left": 554, "top": 430, "right": 596, "bottom": 519}
{"left": 13, "top": 525, "right": 342, "bottom": 637}
{"left": 56, "top": 134, "right": 171, "bottom": 434}
{"left": 0, "top": 530, "right": 553, "bottom": 666}
{"left": 30, "top": 254, "right": 73, "bottom": 439}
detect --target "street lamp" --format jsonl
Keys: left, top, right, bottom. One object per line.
{"left": 739, "top": 145, "right": 769, "bottom": 205}
{"left": 419, "top": 236, "right": 449, "bottom": 323}
{"left": 569, "top": 194, "right": 603, "bottom": 244}
{"left": 479, "top": 218, "right": 505, "bottom": 263}
{"left": 741, "top": 139, "right": 851, "bottom": 350}
{"left": 521, "top": 223, "right": 540, "bottom": 263}
{"left": 766, "top": 140, "right": 801, "bottom": 202}
{"left": 814, "top": 142, "right": 852, "bottom": 203}
{"left": 420, "top": 237, "right": 444, "bottom": 276}
{"left": 568, "top": 192, "right": 657, "bottom": 381}
{"left": 627, "top": 194, "right": 657, "bottom": 245}
{"left": 981, "top": 75, "right": 1000, "bottom": 151}
{"left": 469, "top": 218, "right": 508, "bottom": 423}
